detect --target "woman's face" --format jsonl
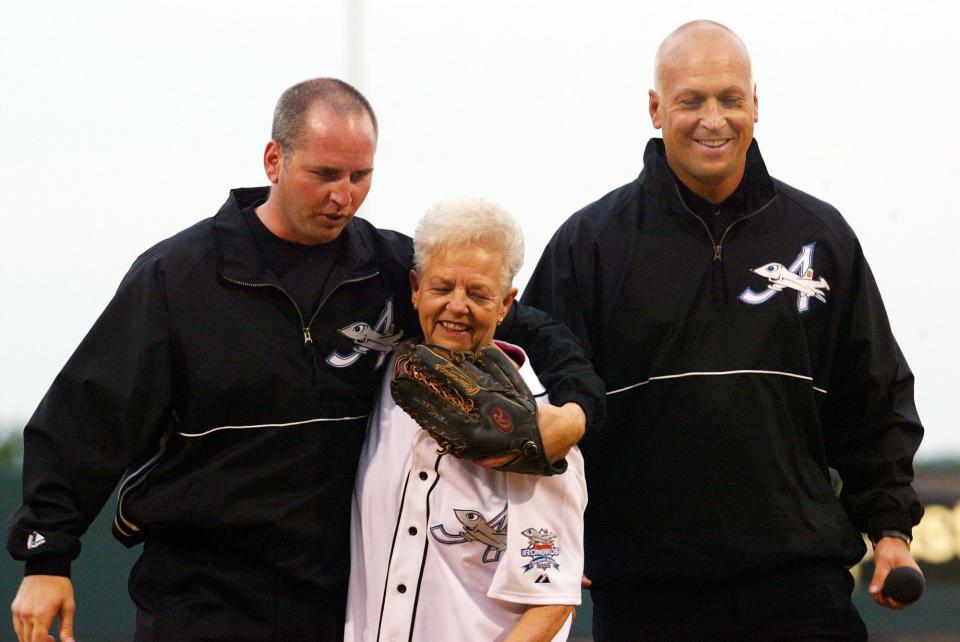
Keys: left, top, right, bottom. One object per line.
{"left": 410, "top": 243, "right": 517, "bottom": 352}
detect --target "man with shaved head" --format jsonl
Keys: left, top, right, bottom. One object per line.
{"left": 524, "top": 20, "right": 924, "bottom": 640}
{"left": 7, "top": 78, "right": 603, "bottom": 641}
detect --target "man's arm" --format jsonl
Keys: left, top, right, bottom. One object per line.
{"left": 821, "top": 243, "right": 924, "bottom": 608}
{"left": 505, "top": 604, "right": 573, "bottom": 642}
{"left": 495, "top": 302, "right": 603, "bottom": 462}
{"left": 7, "top": 253, "right": 177, "bottom": 639}
{"left": 505, "top": 220, "right": 604, "bottom": 463}
{"left": 520, "top": 223, "right": 596, "bottom": 361}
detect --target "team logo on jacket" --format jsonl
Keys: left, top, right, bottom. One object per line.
{"left": 431, "top": 506, "right": 507, "bottom": 563}
{"left": 326, "top": 298, "right": 403, "bottom": 369}
{"left": 739, "top": 243, "right": 829, "bottom": 312}
{"left": 520, "top": 528, "right": 560, "bottom": 573}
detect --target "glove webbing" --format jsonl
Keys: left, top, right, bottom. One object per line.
{"left": 395, "top": 350, "right": 475, "bottom": 455}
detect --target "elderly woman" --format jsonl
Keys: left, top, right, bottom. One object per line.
{"left": 345, "top": 198, "right": 586, "bottom": 642}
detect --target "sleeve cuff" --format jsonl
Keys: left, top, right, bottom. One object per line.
{"left": 866, "top": 511, "right": 915, "bottom": 542}
{"left": 25, "top": 557, "right": 72, "bottom": 578}
{"left": 869, "top": 529, "right": 912, "bottom": 547}
{"left": 545, "top": 390, "right": 597, "bottom": 433}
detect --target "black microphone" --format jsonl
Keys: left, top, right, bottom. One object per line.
{"left": 882, "top": 567, "right": 925, "bottom": 604}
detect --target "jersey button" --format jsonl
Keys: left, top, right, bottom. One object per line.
{"left": 408, "top": 526, "right": 418, "bottom": 536}
{"left": 397, "top": 584, "right": 407, "bottom": 593}
{"left": 419, "top": 471, "right": 428, "bottom": 480}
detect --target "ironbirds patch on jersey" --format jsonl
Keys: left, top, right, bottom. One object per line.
{"left": 345, "top": 343, "right": 585, "bottom": 642}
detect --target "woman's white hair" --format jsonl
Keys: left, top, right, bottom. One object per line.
{"left": 413, "top": 197, "right": 524, "bottom": 290}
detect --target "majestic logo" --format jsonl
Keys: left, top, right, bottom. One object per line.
{"left": 326, "top": 298, "right": 403, "bottom": 369}
{"left": 520, "top": 527, "right": 560, "bottom": 573}
{"left": 739, "top": 243, "right": 830, "bottom": 313}
{"left": 431, "top": 506, "right": 507, "bottom": 563}
{"left": 26, "top": 531, "right": 46, "bottom": 550}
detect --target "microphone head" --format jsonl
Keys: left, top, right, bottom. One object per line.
{"left": 883, "top": 567, "right": 925, "bottom": 605}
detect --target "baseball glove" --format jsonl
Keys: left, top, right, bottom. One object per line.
{"left": 390, "top": 341, "right": 567, "bottom": 475}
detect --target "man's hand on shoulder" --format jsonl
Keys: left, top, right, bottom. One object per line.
{"left": 868, "top": 536, "right": 923, "bottom": 610}
{"left": 11, "top": 575, "right": 75, "bottom": 642}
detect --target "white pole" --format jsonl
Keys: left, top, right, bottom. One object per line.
{"left": 346, "top": 0, "right": 365, "bottom": 88}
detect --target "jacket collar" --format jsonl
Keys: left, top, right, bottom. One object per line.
{"left": 641, "top": 137, "right": 777, "bottom": 218}
{"left": 213, "top": 187, "right": 379, "bottom": 286}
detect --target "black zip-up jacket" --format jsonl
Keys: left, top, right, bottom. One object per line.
{"left": 523, "top": 139, "right": 923, "bottom": 585}
{"left": 7, "top": 187, "right": 605, "bottom": 588}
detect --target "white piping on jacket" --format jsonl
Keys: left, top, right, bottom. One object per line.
{"left": 178, "top": 414, "right": 369, "bottom": 438}
{"left": 606, "top": 369, "right": 828, "bottom": 396}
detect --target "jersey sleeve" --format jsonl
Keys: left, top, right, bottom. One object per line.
{"left": 487, "top": 448, "right": 586, "bottom": 606}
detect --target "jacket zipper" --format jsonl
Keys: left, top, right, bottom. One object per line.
{"left": 302, "top": 272, "right": 381, "bottom": 382}
{"left": 306, "top": 271, "right": 381, "bottom": 334}
{"left": 673, "top": 185, "right": 778, "bottom": 299}
{"left": 223, "top": 272, "right": 380, "bottom": 383}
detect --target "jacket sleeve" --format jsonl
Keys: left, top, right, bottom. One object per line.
{"left": 6, "top": 254, "right": 176, "bottom": 576}
{"left": 504, "top": 225, "right": 605, "bottom": 431}
{"left": 521, "top": 227, "right": 596, "bottom": 362}
{"left": 496, "top": 302, "right": 605, "bottom": 431}
{"left": 821, "top": 242, "right": 924, "bottom": 539}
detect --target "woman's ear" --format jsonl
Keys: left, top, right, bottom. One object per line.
{"left": 409, "top": 269, "right": 421, "bottom": 309}
{"left": 499, "top": 287, "right": 518, "bottom": 323}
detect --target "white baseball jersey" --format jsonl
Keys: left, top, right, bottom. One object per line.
{"left": 345, "top": 343, "right": 587, "bottom": 642}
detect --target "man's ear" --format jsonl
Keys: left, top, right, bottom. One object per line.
{"left": 264, "top": 140, "right": 284, "bottom": 185}
{"left": 648, "top": 89, "right": 663, "bottom": 129}
{"left": 753, "top": 83, "right": 759, "bottom": 123}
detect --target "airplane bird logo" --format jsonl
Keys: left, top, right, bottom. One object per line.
{"left": 751, "top": 262, "right": 830, "bottom": 303}
{"left": 431, "top": 506, "right": 507, "bottom": 563}
{"left": 337, "top": 322, "right": 403, "bottom": 354}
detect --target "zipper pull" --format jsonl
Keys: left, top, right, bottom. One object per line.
{"left": 302, "top": 327, "right": 320, "bottom": 385}
{"left": 713, "top": 245, "right": 722, "bottom": 261}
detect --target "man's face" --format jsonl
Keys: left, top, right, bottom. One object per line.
{"left": 263, "top": 104, "right": 376, "bottom": 245}
{"left": 649, "top": 29, "right": 758, "bottom": 202}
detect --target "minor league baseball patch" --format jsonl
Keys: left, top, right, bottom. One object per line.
{"left": 520, "top": 527, "right": 560, "bottom": 573}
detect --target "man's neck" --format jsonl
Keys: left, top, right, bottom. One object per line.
{"left": 254, "top": 196, "right": 312, "bottom": 246}
{"left": 680, "top": 169, "right": 744, "bottom": 204}
{"left": 664, "top": 155, "right": 746, "bottom": 204}
{"left": 253, "top": 198, "right": 285, "bottom": 239}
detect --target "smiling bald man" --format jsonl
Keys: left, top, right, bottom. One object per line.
{"left": 523, "top": 20, "right": 924, "bottom": 641}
